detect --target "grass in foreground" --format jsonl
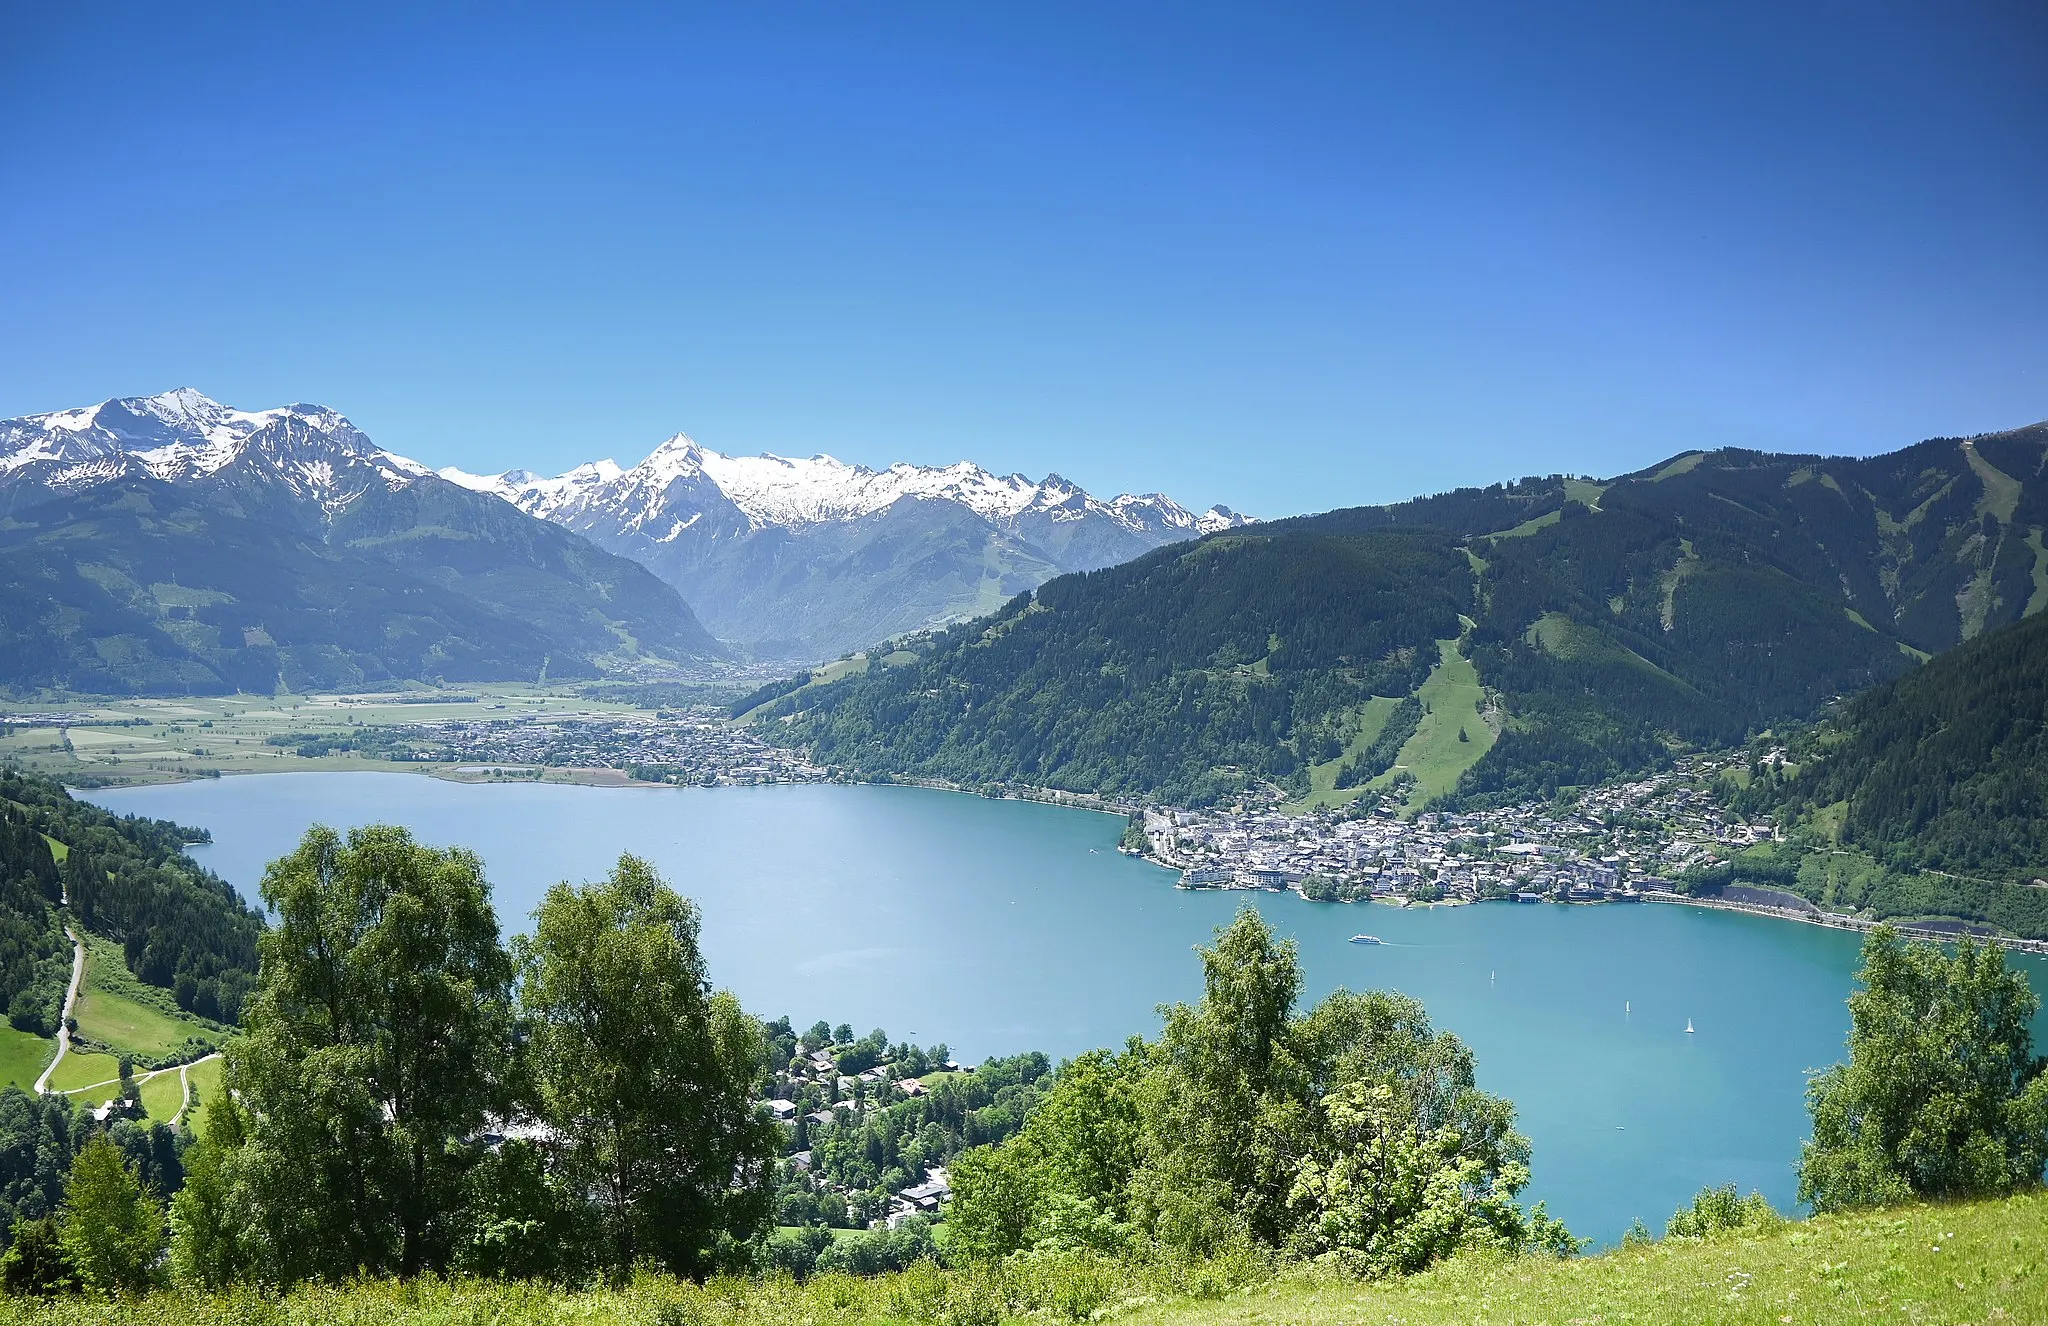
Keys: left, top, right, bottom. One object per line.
{"left": 1123, "top": 1189, "right": 2046, "bottom": 1326}
{"left": 0, "top": 1192, "right": 2036, "bottom": 1325}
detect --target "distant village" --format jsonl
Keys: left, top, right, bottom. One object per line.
{"left": 1139, "top": 754, "right": 1775, "bottom": 906}
{"left": 400, "top": 715, "right": 1777, "bottom": 910}
{"left": 403, "top": 711, "right": 830, "bottom": 787}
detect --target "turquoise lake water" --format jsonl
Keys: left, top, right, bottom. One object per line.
{"left": 86, "top": 773, "right": 2048, "bottom": 1245}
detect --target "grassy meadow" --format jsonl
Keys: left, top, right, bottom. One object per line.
{"left": 0, "top": 1026, "right": 53, "bottom": 1090}
{"left": 136, "top": 1069, "right": 187, "bottom": 1122}
{"left": 1290, "top": 694, "right": 1402, "bottom": 811}
{"left": 179, "top": 1056, "right": 224, "bottom": 1135}
{"left": 1123, "top": 1190, "right": 2047, "bottom": 1325}
{"left": 1383, "top": 638, "right": 1496, "bottom": 813}
{"left": 1287, "top": 638, "right": 1501, "bottom": 816}
{"left": 41, "top": 1052, "right": 123, "bottom": 1097}
{"left": 70, "top": 938, "right": 225, "bottom": 1062}
{"left": 0, "top": 1191, "right": 2033, "bottom": 1325}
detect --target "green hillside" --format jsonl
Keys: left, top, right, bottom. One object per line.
{"left": 0, "top": 476, "right": 724, "bottom": 697}
{"left": 1, "top": 767, "right": 261, "bottom": 1025}
{"left": 1756, "top": 607, "right": 2048, "bottom": 883}
{"left": 770, "top": 529, "right": 1468, "bottom": 803}
{"left": 1694, "top": 606, "right": 2048, "bottom": 938}
{"left": 761, "top": 425, "right": 2048, "bottom": 807}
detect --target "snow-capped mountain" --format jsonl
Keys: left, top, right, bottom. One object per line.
{"left": 446, "top": 435, "right": 1244, "bottom": 537}
{"left": 1, "top": 389, "right": 1252, "bottom": 667}
{"left": 443, "top": 435, "right": 1252, "bottom": 658}
{"left": 0, "top": 391, "right": 725, "bottom": 691}
{"left": 0, "top": 387, "right": 431, "bottom": 519}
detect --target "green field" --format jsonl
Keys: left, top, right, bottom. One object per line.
{"left": 1379, "top": 638, "right": 1496, "bottom": 814}
{"left": 0, "top": 683, "right": 664, "bottom": 786}
{"left": 44, "top": 1050, "right": 122, "bottom": 1096}
{"left": 1126, "top": 1190, "right": 2046, "bottom": 1326}
{"left": 1491, "top": 506, "right": 1563, "bottom": 539}
{"left": 137, "top": 1068, "right": 187, "bottom": 1122}
{"left": 72, "top": 940, "right": 224, "bottom": 1060}
{"left": 1290, "top": 695, "right": 1403, "bottom": 811}
{"left": 0, "top": 1191, "right": 2034, "bottom": 1325}
{"left": 741, "top": 653, "right": 876, "bottom": 723}
{"left": 0, "top": 1025, "right": 54, "bottom": 1091}
{"left": 181, "top": 1056, "right": 224, "bottom": 1136}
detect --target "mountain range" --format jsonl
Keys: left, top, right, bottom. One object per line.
{"left": 442, "top": 439, "right": 1250, "bottom": 659}
{"left": 756, "top": 422, "right": 2048, "bottom": 809}
{"left": 0, "top": 390, "right": 723, "bottom": 694}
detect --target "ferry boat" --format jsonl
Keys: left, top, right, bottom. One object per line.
{"left": 1348, "top": 934, "right": 1385, "bottom": 945}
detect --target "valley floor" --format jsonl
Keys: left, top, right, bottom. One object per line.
{"left": 0, "top": 1191, "right": 2037, "bottom": 1324}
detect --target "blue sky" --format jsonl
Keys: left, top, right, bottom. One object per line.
{"left": 2, "top": 3, "right": 2043, "bottom": 517}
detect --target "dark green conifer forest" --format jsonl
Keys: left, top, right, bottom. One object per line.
{"left": 762, "top": 427, "right": 2048, "bottom": 808}
{"left": 0, "top": 770, "right": 261, "bottom": 1025}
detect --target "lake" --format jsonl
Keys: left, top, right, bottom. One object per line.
{"left": 86, "top": 772, "right": 2048, "bottom": 1245}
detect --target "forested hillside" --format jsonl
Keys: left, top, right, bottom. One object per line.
{"left": 0, "top": 805, "right": 71, "bottom": 1036}
{"left": 0, "top": 477, "right": 723, "bottom": 696}
{"left": 772, "top": 530, "right": 1469, "bottom": 803}
{"left": 1744, "top": 608, "right": 2048, "bottom": 884}
{"left": 0, "top": 769, "right": 262, "bottom": 1023}
{"left": 762, "top": 424, "right": 2048, "bottom": 807}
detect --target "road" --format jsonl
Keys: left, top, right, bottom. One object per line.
{"left": 32, "top": 923, "right": 87, "bottom": 1096}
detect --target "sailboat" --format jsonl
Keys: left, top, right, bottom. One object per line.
{"left": 1685, "top": 1018, "right": 1695, "bottom": 1034}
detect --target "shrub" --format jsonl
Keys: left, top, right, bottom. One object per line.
{"left": 1664, "top": 1184, "right": 1781, "bottom": 1239}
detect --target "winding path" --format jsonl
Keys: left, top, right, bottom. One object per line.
{"left": 32, "top": 923, "right": 87, "bottom": 1096}
{"left": 166, "top": 1051, "right": 220, "bottom": 1128}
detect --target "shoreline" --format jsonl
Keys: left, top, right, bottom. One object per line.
{"left": 65, "top": 766, "right": 2048, "bottom": 958}
{"left": 1640, "top": 889, "right": 2048, "bottom": 957}
{"left": 65, "top": 760, "right": 1143, "bottom": 820}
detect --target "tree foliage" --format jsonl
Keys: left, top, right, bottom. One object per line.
{"left": 0, "top": 1217, "right": 77, "bottom": 1297}
{"left": 1663, "top": 1183, "right": 1780, "bottom": 1240}
{"left": 57, "top": 1134, "right": 165, "bottom": 1297}
{"left": 214, "top": 825, "right": 515, "bottom": 1282}
{"left": 1799, "top": 927, "right": 2048, "bottom": 1212}
{"left": 948, "top": 909, "right": 1574, "bottom": 1272}
{"left": 516, "top": 854, "right": 778, "bottom": 1280}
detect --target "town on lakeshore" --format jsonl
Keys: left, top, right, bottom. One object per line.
{"left": 11, "top": 688, "right": 2043, "bottom": 964}
{"left": 1138, "top": 754, "right": 1770, "bottom": 907}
